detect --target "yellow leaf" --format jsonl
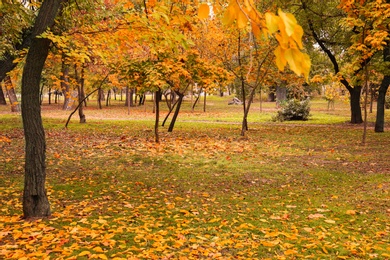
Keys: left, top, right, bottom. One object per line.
{"left": 265, "top": 12, "right": 280, "bottom": 34}
{"left": 237, "top": 9, "right": 248, "bottom": 29}
{"left": 278, "top": 9, "right": 297, "bottom": 36}
{"left": 346, "top": 210, "right": 356, "bottom": 215}
{"left": 78, "top": 251, "right": 91, "bottom": 256}
{"left": 284, "top": 48, "right": 302, "bottom": 76}
{"left": 291, "top": 25, "right": 304, "bottom": 49}
{"left": 244, "top": 0, "right": 254, "bottom": 12}
{"left": 324, "top": 219, "right": 336, "bottom": 224}
{"left": 93, "top": 246, "right": 104, "bottom": 253}
{"left": 223, "top": 0, "right": 238, "bottom": 25}
{"left": 274, "top": 46, "right": 287, "bottom": 71}
{"left": 198, "top": 4, "right": 210, "bottom": 19}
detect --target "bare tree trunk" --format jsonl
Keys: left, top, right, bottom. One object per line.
{"left": 61, "top": 58, "right": 71, "bottom": 110}
{"left": 241, "top": 86, "right": 258, "bottom": 136}
{"left": 162, "top": 98, "right": 179, "bottom": 126}
{"left": 203, "top": 90, "right": 207, "bottom": 112}
{"left": 0, "top": 83, "right": 6, "bottom": 105}
{"left": 98, "top": 88, "right": 104, "bottom": 109}
{"left": 106, "top": 89, "right": 111, "bottom": 106}
{"left": 192, "top": 87, "right": 202, "bottom": 110}
{"left": 349, "top": 86, "right": 363, "bottom": 124}
{"left": 4, "top": 76, "right": 20, "bottom": 112}
{"left": 21, "top": 0, "right": 65, "bottom": 219}
{"left": 75, "top": 64, "right": 86, "bottom": 123}
{"left": 155, "top": 89, "right": 161, "bottom": 143}
{"left": 375, "top": 76, "right": 390, "bottom": 132}
{"left": 375, "top": 41, "right": 390, "bottom": 132}
{"left": 168, "top": 91, "right": 184, "bottom": 132}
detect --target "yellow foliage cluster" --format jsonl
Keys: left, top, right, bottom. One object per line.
{"left": 199, "top": 1, "right": 311, "bottom": 82}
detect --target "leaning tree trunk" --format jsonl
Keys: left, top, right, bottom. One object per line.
{"left": 168, "top": 91, "right": 184, "bottom": 132}
{"left": 21, "top": 0, "right": 64, "bottom": 219}
{"left": 349, "top": 86, "right": 363, "bottom": 124}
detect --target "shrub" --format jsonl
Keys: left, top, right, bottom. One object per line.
{"left": 273, "top": 99, "right": 311, "bottom": 122}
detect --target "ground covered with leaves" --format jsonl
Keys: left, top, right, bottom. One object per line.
{"left": 1, "top": 99, "right": 390, "bottom": 259}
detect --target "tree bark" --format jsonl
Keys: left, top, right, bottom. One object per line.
{"left": 375, "top": 41, "right": 390, "bottom": 132}
{"left": 75, "top": 65, "right": 86, "bottom": 123}
{"left": 154, "top": 89, "right": 161, "bottom": 143}
{"left": 375, "top": 76, "right": 390, "bottom": 132}
{"left": 349, "top": 86, "right": 363, "bottom": 124}
{"left": 0, "top": 83, "right": 6, "bottom": 105}
{"left": 168, "top": 91, "right": 184, "bottom": 132}
{"left": 61, "top": 59, "right": 71, "bottom": 110}
{"left": 21, "top": 0, "right": 64, "bottom": 219}
{"left": 4, "top": 76, "right": 20, "bottom": 112}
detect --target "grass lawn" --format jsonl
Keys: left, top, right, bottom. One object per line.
{"left": 0, "top": 96, "right": 389, "bottom": 259}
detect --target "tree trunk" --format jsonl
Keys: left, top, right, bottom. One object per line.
{"left": 349, "top": 86, "right": 363, "bottom": 124}
{"left": 155, "top": 89, "right": 161, "bottom": 143}
{"left": 98, "top": 87, "right": 104, "bottom": 109}
{"left": 241, "top": 86, "right": 258, "bottom": 136}
{"left": 203, "top": 90, "right": 207, "bottom": 112}
{"left": 168, "top": 92, "right": 184, "bottom": 132}
{"left": 375, "top": 76, "right": 390, "bottom": 132}
{"left": 0, "top": 83, "right": 7, "bottom": 105}
{"left": 106, "top": 89, "right": 111, "bottom": 106}
{"left": 75, "top": 65, "right": 86, "bottom": 123}
{"left": 61, "top": 59, "right": 71, "bottom": 110}
{"left": 5, "top": 76, "right": 20, "bottom": 112}
{"left": 21, "top": 0, "right": 64, "bottom": 219}
{"left": 125, "top": 87, "right": 134, "bottom": 107}
{"left": 162, "top": 98, "right": 179, "bottom": 127}
{"left": 375, "top": 41, "right": 390, "bottom": 132}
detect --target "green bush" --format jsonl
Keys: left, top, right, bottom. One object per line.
{"left": 385, "top": 96, "right": 390, "bottom": 109}
{"left": 273, "top": 99, "right": 311, "bottom": 122}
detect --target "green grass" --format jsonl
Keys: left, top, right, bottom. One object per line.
{"left": 0, "top": 97, "right": 390, "bottom": 259}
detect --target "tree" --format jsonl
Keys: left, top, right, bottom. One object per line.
{"left": 375, "top": 41, "right": 390, "bottom": 132}
{"left": 21, "top": 0, "right": 65, "bottom": 219}
{"left": 199, "top": 0, "right": 311, "bottom": 135}
{"left": 0, "top": 1, "right": 36, "bottom": 82}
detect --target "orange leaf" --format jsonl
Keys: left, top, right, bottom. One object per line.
{"left": 198, "top": 4, "right": 210, "bottom": 19}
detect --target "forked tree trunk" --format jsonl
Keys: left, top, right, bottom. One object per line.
{"left": 241, "top": 86, "right": 258, "bottom": 136}
{"left": 168, "top": 91, "right": 184, "bottom": 132}
{"left": 21, "top": 0, "right": 64, "bottom": 219}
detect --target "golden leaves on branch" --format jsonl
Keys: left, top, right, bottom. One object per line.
{"left": 265, "top": 9, "right": 311, "bottom": 82}
{"left": 198, "top": 1, "right": 311, "bottom": 81}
